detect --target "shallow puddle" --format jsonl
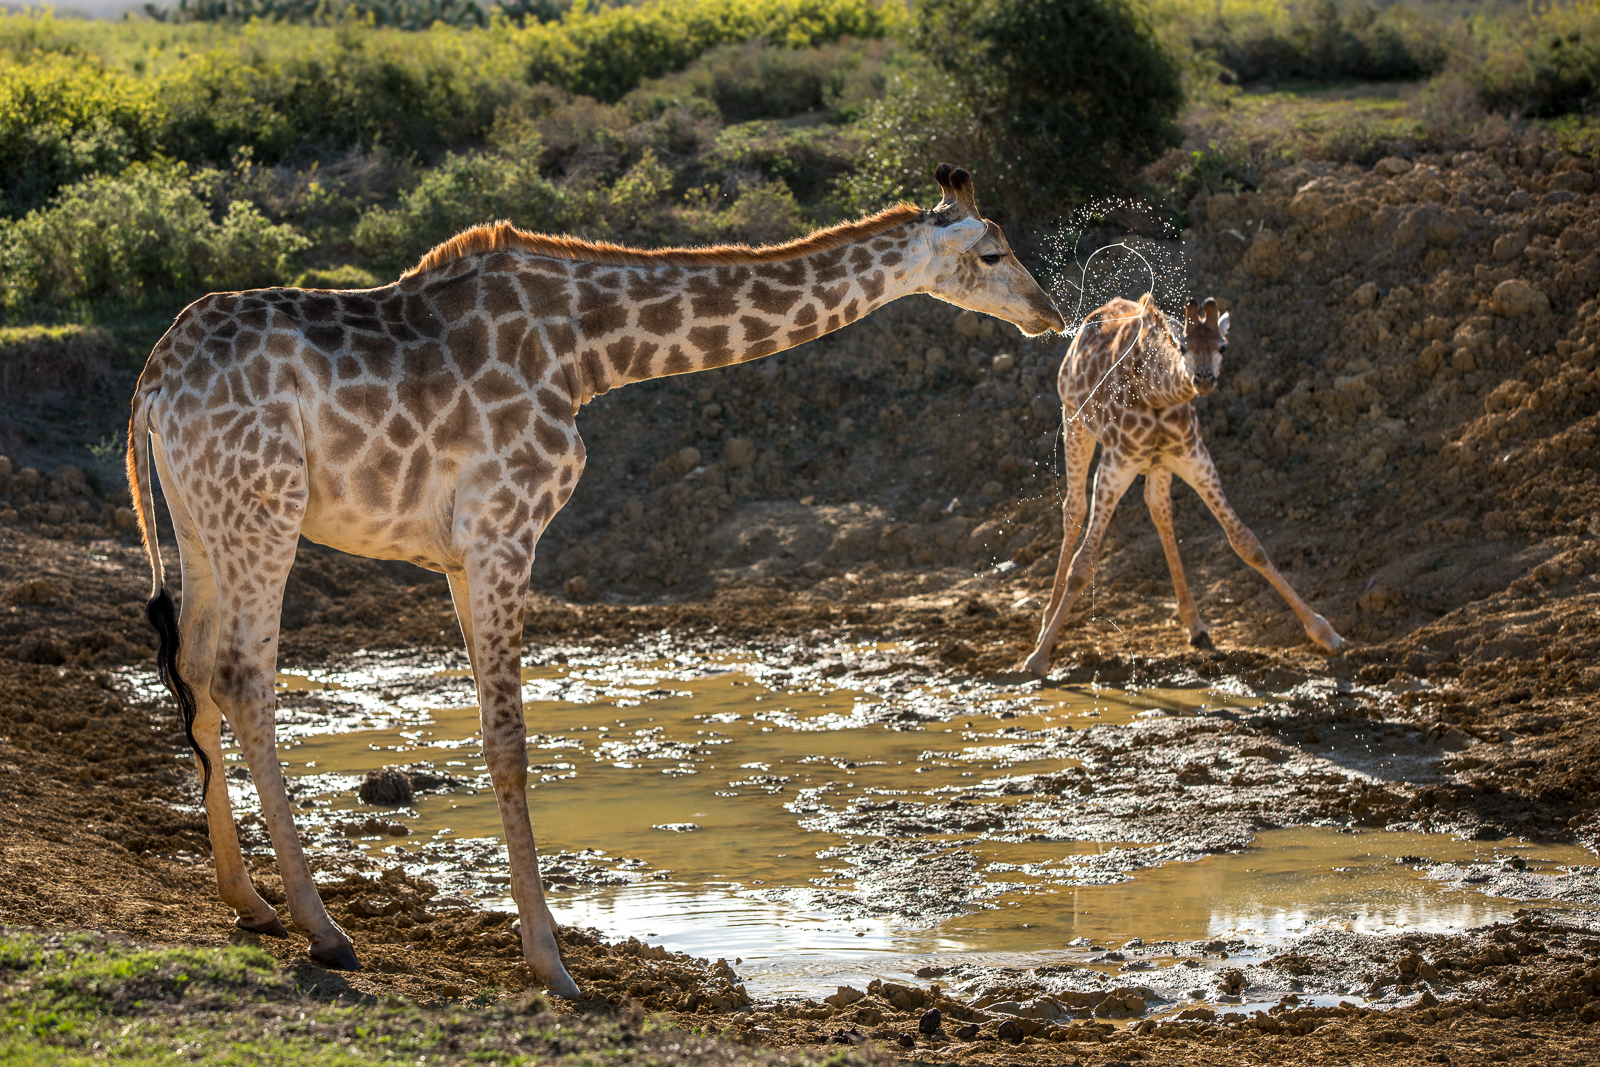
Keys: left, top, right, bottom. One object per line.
{"left": 224, "top": 644, "right": 1596, "bottom": 1000}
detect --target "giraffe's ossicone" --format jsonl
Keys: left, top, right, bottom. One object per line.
{"left": 1024, "top": 293, "right": 1345, "bottom": 678}
{"left": 124, "top": 164, "right": 1064, "bottom": 994}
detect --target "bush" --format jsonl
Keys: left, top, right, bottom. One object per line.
{"left": 0, "top": 162, "right": 308, "bottom": 306}
{"left": 624, "top": 37, "right": 889, "bottom": 124}
{"left": 152, "top": 27, "right": 530, "bottom": 167}
{"left": 908, "top": 0, "right": 1183, "bottom": 214}
{"left": 833, "top": 61, "right": 985, "bottom": 213}
{"left": 520, "top": 0, "right": 898, "bottom": 102}
{"left": 1474, "top": 6, "right": 1600, "bottom": 119}
{"left": 352, "top": 138, "right": 570, "bottom": 269}
{"left": 0, "top": 54, "right": 160, "bottom": 217}
{"left": 1157, "top": 0, "right": 1452, "bottom": 86}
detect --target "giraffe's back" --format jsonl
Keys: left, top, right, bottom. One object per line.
{"left": 136, "top": 274, "right": 583, "bottom": 573}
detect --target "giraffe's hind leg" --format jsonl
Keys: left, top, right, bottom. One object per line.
{"left": 151, "top": 439, "right": 284, "bottom": 936}
{"left": 1143, "top": 468, "right": 1210, "bottom": 649}
{"left": 177, "top": 449, "right": 357, "bottom": 968}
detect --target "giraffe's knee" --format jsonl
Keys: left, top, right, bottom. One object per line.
{"left": 1232, "top": 534, "right": 1268, "bottom": 569}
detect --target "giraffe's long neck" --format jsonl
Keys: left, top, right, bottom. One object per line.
{"left": 525, "top": 231, "right": 923, "bottom": 406}
{"left": 1135, "top": 314, "right": 1197, "bottom": 409}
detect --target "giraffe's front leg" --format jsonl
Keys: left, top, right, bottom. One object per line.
{"left": 1025, "top": 452, "right": 1141, "bottom": 678}
{"left": 1024, "top": 421, "right": 1096, "bottom": 677}
{"left": 456, "top": 554, "right": 580, "bottom": 998}
{"left": 1172, "top": 454, "right": 1346, "bottom": 654}
{"left": 1143, "top": 468, "right": 1210, "bottom": 649}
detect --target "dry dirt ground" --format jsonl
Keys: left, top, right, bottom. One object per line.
{"left": 3, "top": 132, "right": 1600, "bottom": 1063}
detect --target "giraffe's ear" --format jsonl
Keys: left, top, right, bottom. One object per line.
{"left": 933, "top": 163, "right": 980, "bottom": 219}
{"left": 934, "top": 215, "right": 986, "bottom": 255}
{"left": 1218, "top": 311, "right": 1231, "bottom": 338}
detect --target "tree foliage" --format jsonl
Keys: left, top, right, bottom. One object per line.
{"left": 908, "top": 0, "right": 1183, "bottom": 215}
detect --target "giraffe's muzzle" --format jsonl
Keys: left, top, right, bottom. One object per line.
{"left": 1193, "top": 373, "right": 1218, "bottom": 395}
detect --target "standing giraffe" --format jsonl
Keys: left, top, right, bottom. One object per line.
{"left": 1023, "top": 293, "right": 1343, "bottom": 678}
{"left": 126, "top": 164, "right": 1064, "bottom": 995}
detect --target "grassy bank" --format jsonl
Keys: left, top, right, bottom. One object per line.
{"left": 0, "top": 930, "right": 876, "bottom": 1066}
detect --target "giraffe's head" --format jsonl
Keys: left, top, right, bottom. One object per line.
{"left": 1180, "top": 296, "right": 1230, "bottom": 395}
{"left": 917, "top": 164, "right": 1066, "bottom": 337}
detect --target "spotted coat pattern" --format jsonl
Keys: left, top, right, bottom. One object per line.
{"left": 124, "top": 169, "right": 1066, "bottom": 995}
{"left": 1023, "top": 294, "right": 1346, "bottom": 678}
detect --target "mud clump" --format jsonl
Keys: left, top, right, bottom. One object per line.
{"left": 358, "top": 767, "right": 415, "bottom": 806}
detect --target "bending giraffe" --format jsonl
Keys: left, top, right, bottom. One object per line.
{"left": 126, "top": 164, "right": 1064, "bottom": 995}
{"left": 1023, "top": 293, "right": 1343, "bottom": 678}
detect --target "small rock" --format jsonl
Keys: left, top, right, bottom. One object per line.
{"left": 6, "top": 579, "right": 66, "bottom": 606}
{"left": 358, "top": 767, "right": 413, "bottom": 806}
{"left": 1351, "top": 281, "right": 1379, "bottom": 308}
{"left": 563, "top": 575, "right": 593, "bottom": 601}
{"left": 955, "top": 1023, "right": 980, "bottom": 1040}
{"left": 919, "top": 1007, "right": 942, "bottom": 1035}
{"left": 1374, "top": 156, "right": 1413, "bottom": 176}
{"left": 897, "top": 1033, "right": 914, "bottom": 1049}
{"left": 1491, "top": 278, "right": 1549, "bottom": 318}
{"left": 823, "top": 985, "right": 864, "bottom": 1009}
{"left": 954, "top": 311, "right": 982, "bottom": 339}
{"left": 992, "top": 352, "right": 1015, "bottom": 374}
{"left": 722, "top": 437, "right": 756, "bottom": 469}
{"left": 997, "top": 1019, "right": 1025, "bottom": 1044}
{"left": 1218, "top": 968, "right": 1246, "bottom": 996}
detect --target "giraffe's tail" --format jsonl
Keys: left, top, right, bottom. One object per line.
{"left": 127, "top": 387, "right": 208, "bottom": 796}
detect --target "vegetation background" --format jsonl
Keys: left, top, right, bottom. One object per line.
{"left": 4, "top": 0, "right": 1600, "bottom": 328}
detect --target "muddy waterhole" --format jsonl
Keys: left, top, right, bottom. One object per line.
{"left": 149, "top": 640, "right": 1593, "bottom": 1005}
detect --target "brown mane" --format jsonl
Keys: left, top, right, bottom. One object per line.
{"left": 402, "top": 203, "right": 926, "bottom": 278}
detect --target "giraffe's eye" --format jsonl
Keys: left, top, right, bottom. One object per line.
{"left": 980, "top": 253, "right": 1003, "bottom": 265}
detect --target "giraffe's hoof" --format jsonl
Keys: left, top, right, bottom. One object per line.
{"left": 236, "top": 914, "right": 289, "bottom": 939}
{"left": 1022, "top": 653, "right": 1050, "bottom": 679}
{"left": 309, "top": 942, "right": 361, "bottom": 971}
{"left": 1190, "top": 631, "right": 1214, "bottom": 651}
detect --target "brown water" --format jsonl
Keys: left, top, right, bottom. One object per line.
{"left": 238, "top": 648, "right": 1594, "bottom": 998}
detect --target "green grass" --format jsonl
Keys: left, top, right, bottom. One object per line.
{"left": 0, "top": 931, "right": 870, "bottom": 1067}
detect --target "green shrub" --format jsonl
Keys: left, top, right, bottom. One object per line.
{"left": 679, "top": 177, "right": 808, "bottom": 244}
{"left": 145, "top": 0, "right": 493, "bottom": 30}
{"left": 1156, "top": 0, "right": 1452, "bottom": 87}
{"left": 0, "top": 161, "right": 308, "bottom": 306}
{"left": 833, "top": 62, "right": 984, "bottom": 213}
{"left": 908, "top": 0, "right": 1184, "bottom": 214}
{"left": 1474, "top": 5, "right": 1600, "bottom": 118}
{"left": 520, "top": 0, "right": 899, "bottom": 102}
{"left": 0, "top": 54, "right": 160, "bottom": 216}
{"left": 352, "top": 138, "right": 570, "bottom": 269}
{"left": 625, "top": 37, "right": 890, "bottom": 124}
{"left": 153, "top": 27, "right": 530, "bottom": 166}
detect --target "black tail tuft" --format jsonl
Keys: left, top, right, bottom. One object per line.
{"left": 146, "top": 588, "right": 208, "bottom": 797}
